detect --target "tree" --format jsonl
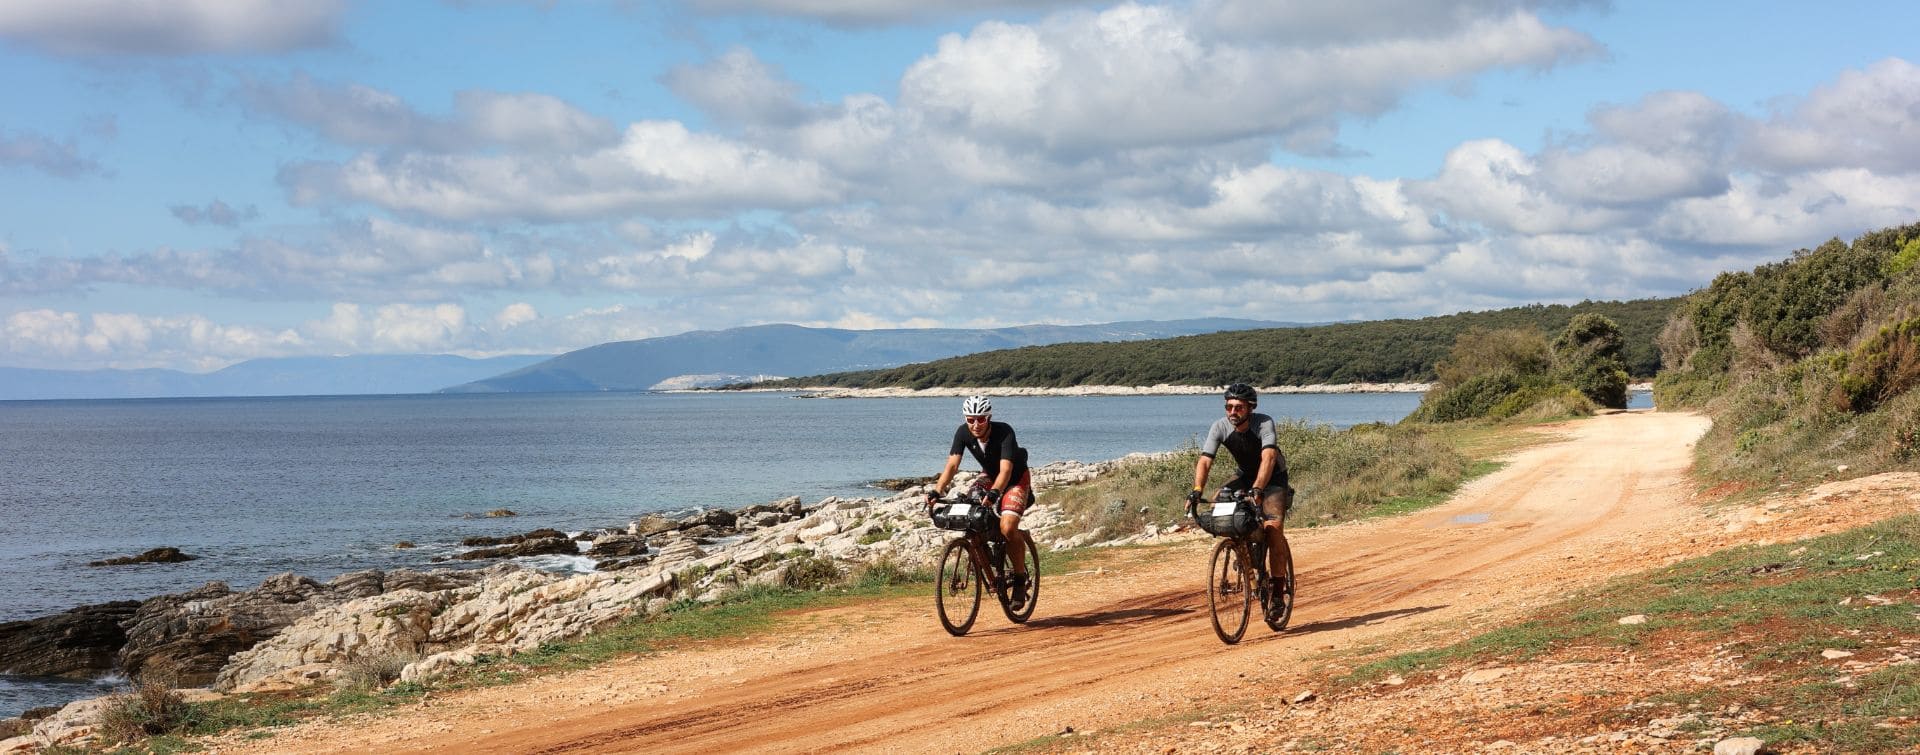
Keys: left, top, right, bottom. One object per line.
{"left": 1554, "top": 314, "right": 1629, "bottom": 409}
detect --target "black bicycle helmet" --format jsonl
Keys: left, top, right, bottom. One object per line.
{"left": 1224, "top": 383, "right": 1258, "bottom": 407}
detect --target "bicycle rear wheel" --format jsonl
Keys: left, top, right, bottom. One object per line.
{"left": 1207, "top": 538, "right": 1252, "bottom": 644}
{"left": 936, "top": 538, "right": 981, "bottom": 636}
{"left": 1265, "top": 545, "right": 1294, "bottom": 632}
{"left": 1001, "top": 535, "right": 1040, "bottom": 623}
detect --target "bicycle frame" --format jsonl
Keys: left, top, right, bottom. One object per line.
{"left": 932, "top": 490, "right": 1039, "bottom": 636}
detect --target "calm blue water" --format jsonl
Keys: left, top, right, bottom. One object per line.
{"left": 0, "top": 388, "right": 1511, "bottom": 715}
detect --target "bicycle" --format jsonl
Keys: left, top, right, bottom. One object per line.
{"left": 927, "top": 488, "right": 1040, "bottom": 636}
{"left": 1189, "top": 488, "right": 1294, "bottom": 644}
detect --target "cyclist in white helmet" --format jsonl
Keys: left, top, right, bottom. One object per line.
{"left": 927, "top": 395, "right": 1036, "bottom": 610}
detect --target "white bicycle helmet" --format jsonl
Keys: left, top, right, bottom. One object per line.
{"left": 961, "top": 395, "right": 991, "bottom": 416}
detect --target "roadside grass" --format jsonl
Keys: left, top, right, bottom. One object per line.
{"left": 1424, "top": 420, "right": 1566, "bottom": 461}
{"left": 1045, "top": 419, "right": 1528, "bottom": 543}
{"left": 1339, "top": 515, "right": 1920, "bottom": 752}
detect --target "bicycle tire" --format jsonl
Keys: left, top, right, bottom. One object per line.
{"left": 1207, "top": 538, "right": 1252, "bottom": 644}
{"left": 1001, "top": 535, "right": 1040, "bottom": 623}
{"left": 936, "top": 538, "right": 981, "bottom": 636}
{"left": 1265, "top": 545, "right": 1294, "bottom": 632}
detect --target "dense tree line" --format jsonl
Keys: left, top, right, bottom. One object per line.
{"left": 756, "top": 299, "right": 1675, "bottom": 389}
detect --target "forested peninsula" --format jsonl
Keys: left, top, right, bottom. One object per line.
{"left": 751, "top": 298, "right": 1675, "bottom": 390}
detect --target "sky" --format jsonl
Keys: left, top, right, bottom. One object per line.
{"left": 2, "top": 0, "right": 1918, "bottom": 372}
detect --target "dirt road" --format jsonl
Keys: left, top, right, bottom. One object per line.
{"left": 235, "top": 410, "right": 1721, "bottom": 754}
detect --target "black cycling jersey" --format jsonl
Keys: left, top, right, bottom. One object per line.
{"left": 1200, "top": 413, "right": 1289, "bottom": 490}
{"left": 950, "top": 421, "right": 1029, "bottom": 482}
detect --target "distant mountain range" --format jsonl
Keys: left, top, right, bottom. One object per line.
{"left": 441, "top": 318, "right": 1298, "bottom": 393}
{"left": 0, "top": 318, "right": 1297, "bottom": 401}
{"left": 0, "top": 354, "right": 551, "bottom": 401}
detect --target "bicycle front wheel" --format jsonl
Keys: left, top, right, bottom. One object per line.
{"left": 936, "top": 538, "right": 981, "bottom": 636}
{"left": 1208, "top": 538, "right": 1253, "bottom": 644}
{"left": 1001, "top": 535, "right": 1040, "bottom": 624}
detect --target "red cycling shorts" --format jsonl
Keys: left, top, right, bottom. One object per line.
{"left": 970, "top": 471, "right": 1034, "bottom": 516}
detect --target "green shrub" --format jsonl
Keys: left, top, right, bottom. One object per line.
{"left": 1431, "top": 328, "right": 1552, "bottom": 389}
{"left": 1884, "top": 235, "right": 1920, "bottom": 277}
{"left": 1833, "top": 316, "right": 1920, "bottom": 413}
{"left": 849, "top": 555, "right": 926, "bottom": 588}
{"left": 1489, "top": 383, "right": 1594, "bottom": 421}
{"left": 779, "top": 554, "right": 842, "bottom": 591}
{"left": 1553, "top": 314, "right": 1629, "bottom": 408}
{"left": 97, "top": 665, "right": 196, "bottom": 743}
{"left": 1409, "top": 324, "right": 1609, "bottom": 421}
{"left": 1652, "top": 368, "right": 1724, "bottom": 409}
{"left": 1892, "top": 404, "right": 1920, "bottom": 463}
{"left": 1411, "top": 372, "right": 1523, "bottom": 422}
{"left": 1819, "top": 283, "right": 1888, "bottom": 350}
{"left": 335, "top": 650, "right": 419, "bottom": 691}
{"left": 1742, "top": 238, "right": 1888, "bottom": 359}
{"left": 1558, "top": 361, "right": 1628, "bottom": 409}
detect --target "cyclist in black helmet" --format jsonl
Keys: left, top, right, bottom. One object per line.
{"left": 926, "top": 395, "right": 1036, "bottom": 611}
{"left": 1188, "top": 383, "right": 1293, "bottom": 602}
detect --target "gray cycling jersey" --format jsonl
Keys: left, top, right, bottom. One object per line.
{"left": 1201, "top": 413, "right": 1288, "bottom": 489}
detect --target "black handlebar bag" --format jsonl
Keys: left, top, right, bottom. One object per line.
{"left": 931, "top": 501, "right": 994, "bottom": 533}
{"left": 1193, "top": 499, "right": 1258, "bottom": 537}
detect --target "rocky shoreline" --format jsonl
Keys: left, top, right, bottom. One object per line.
{"left": 0, "top": 453, "right": 1177, "bottom": 752}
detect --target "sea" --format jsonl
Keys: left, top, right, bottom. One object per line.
{"left": 0, "top": 389, "right": 1644, "bottom": 716}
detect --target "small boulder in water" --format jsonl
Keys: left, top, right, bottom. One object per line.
{"left": 87, "top": 547, "right": 196, "bottom": 567}
{"left": 394, "top": 541, "right": 416, "bottom": 549}
{"left": 587, "top": 533, "right": 649, "bottom": 558}
{"left": 871, "top": 475, "right": 935, "bottom": 491}
{"left": 448, "top": 536, "right": 577, "bottom": 561}
{"left": 631, "top": 514, "right": 679, "bottom": 536}
{"left": 461, "top": 528, "right": 566, "bottom": 547}
{"left": 485, "top": 508, "right": 518, "bottom": 518}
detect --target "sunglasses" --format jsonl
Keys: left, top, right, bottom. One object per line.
{"left": 1224, "top": 403, "right": 1251, "bottom": 412}
{"left": 964, "top": 416, "right": 991, "bottom": 424}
